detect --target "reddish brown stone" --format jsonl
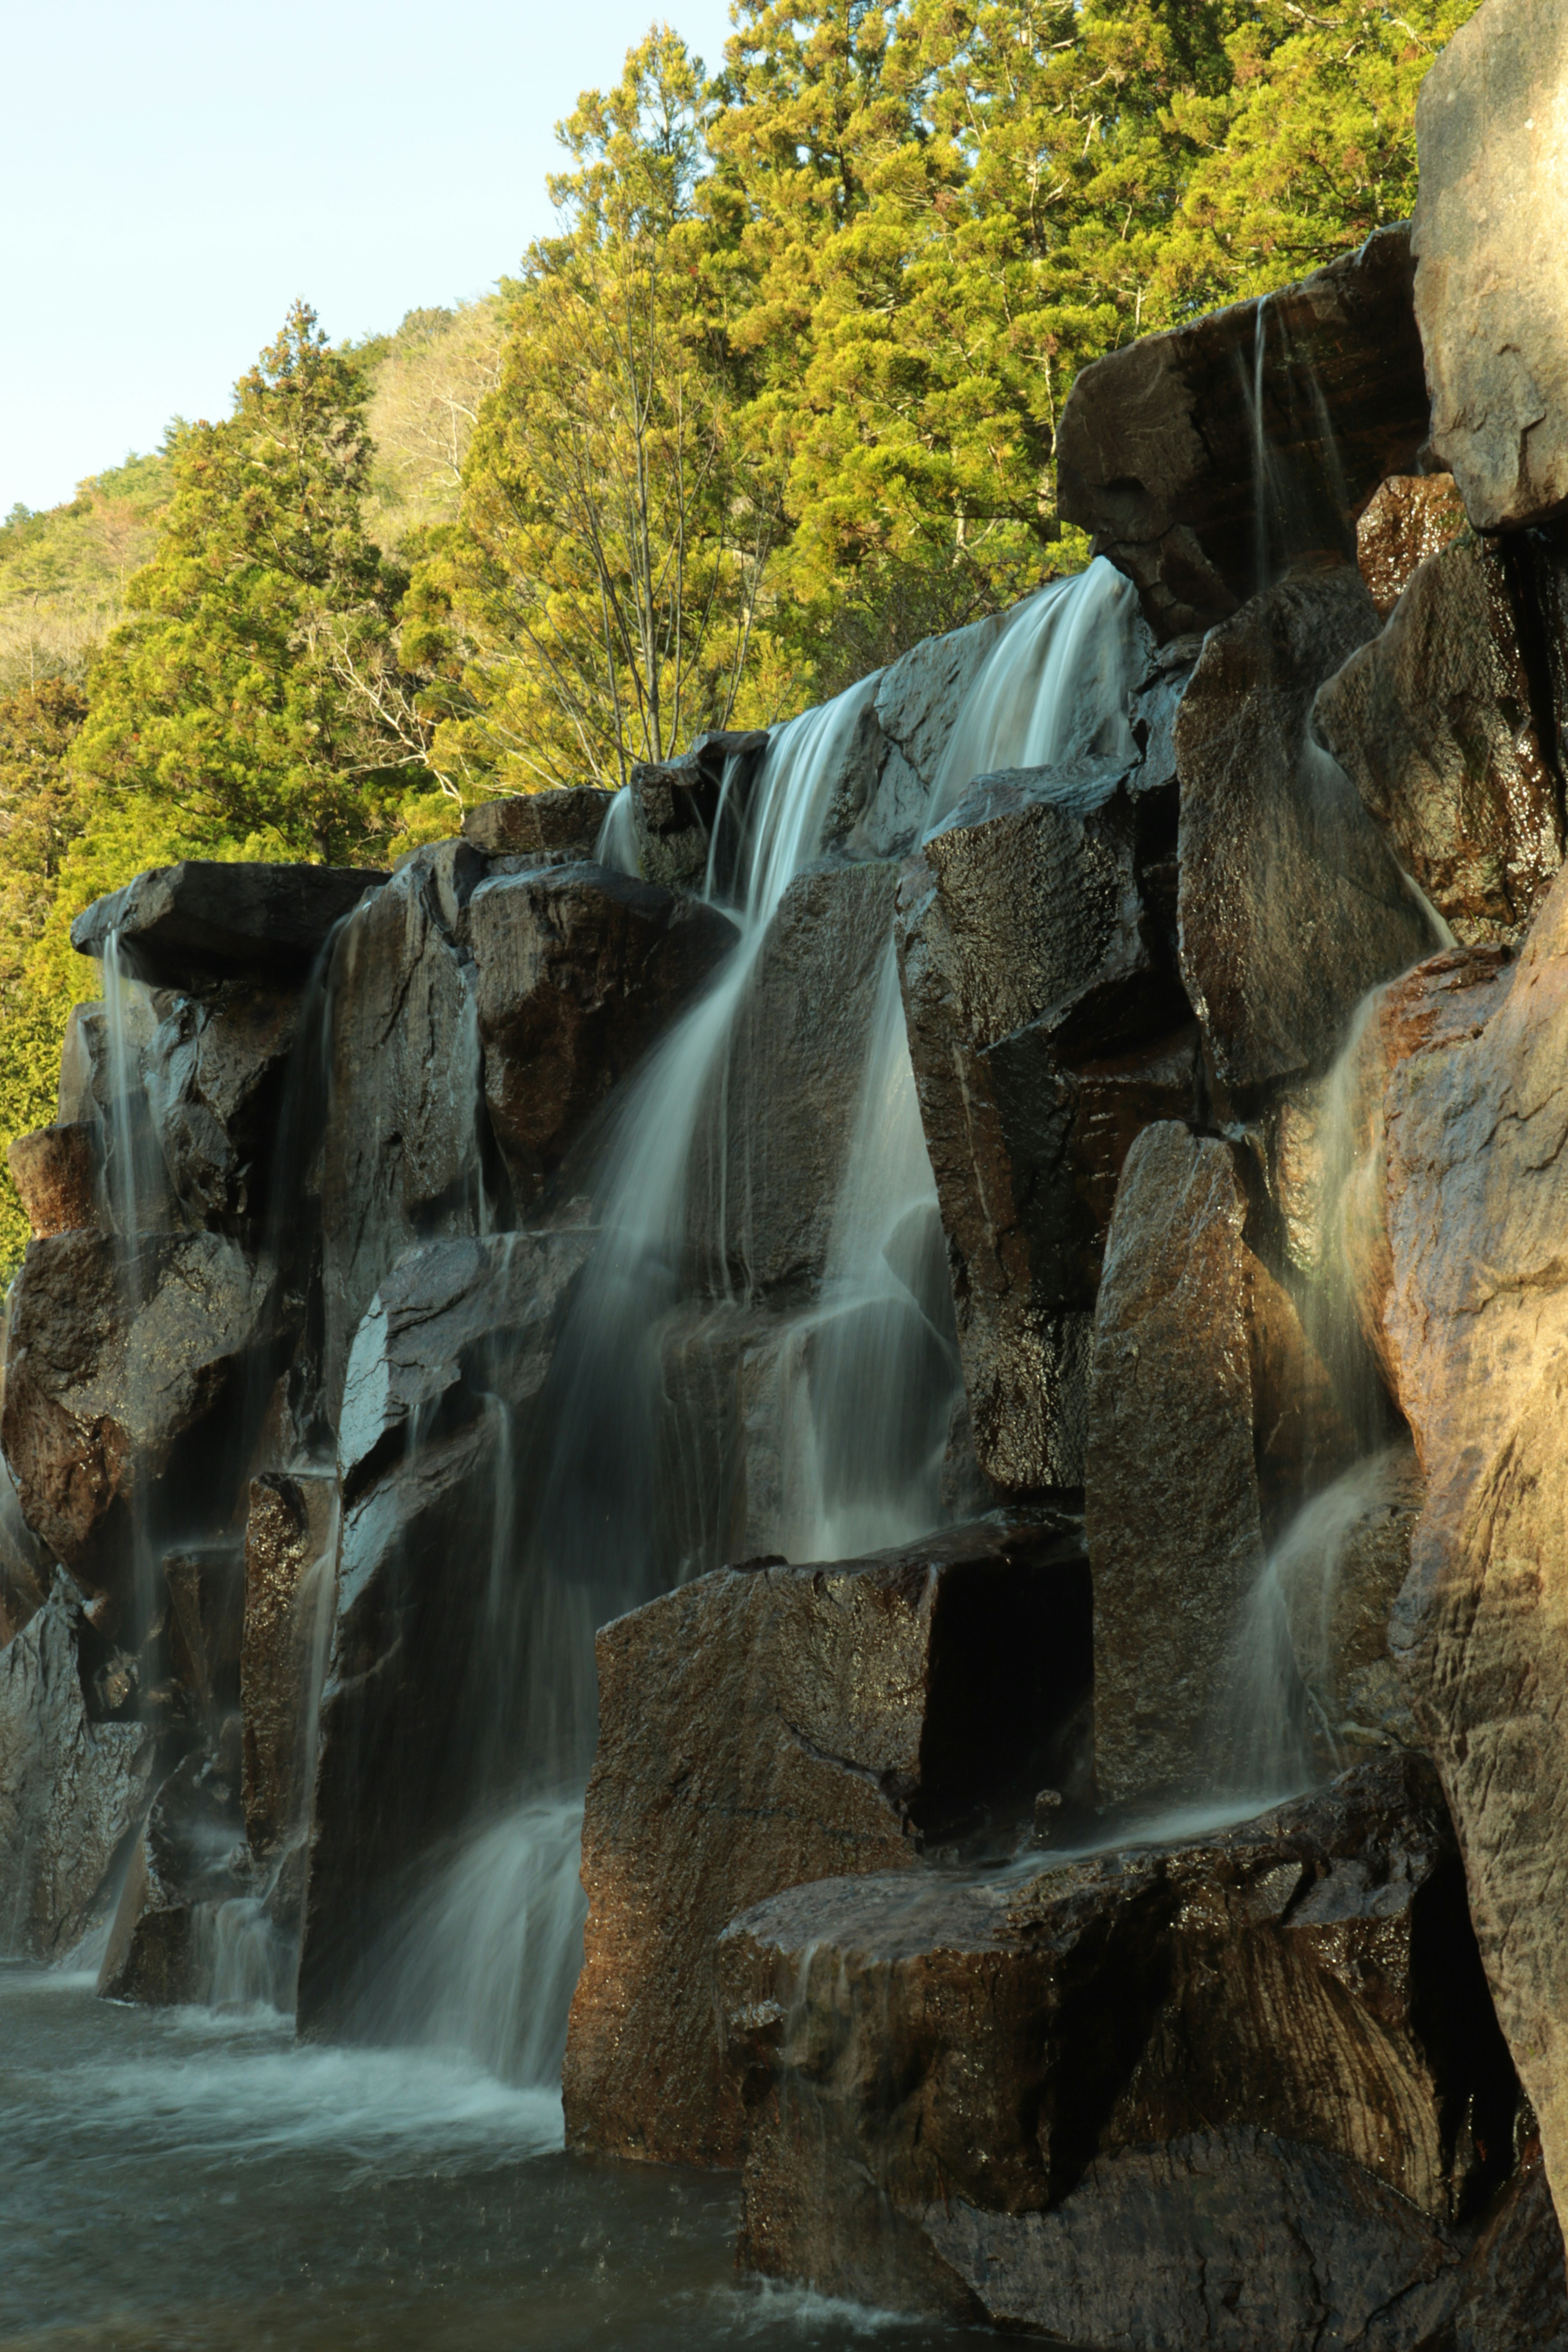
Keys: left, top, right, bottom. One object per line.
{"left": 1356, "top": 474, "right": 1468, "bottom": 617}
{"left": 6, "top": 1124, "right": 99, "bottom": 1238}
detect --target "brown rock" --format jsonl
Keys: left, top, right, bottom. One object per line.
{"left": 1175, "top": 566, "right": 1435, "bottom": 1091}
{"left": 1314, "top": 532, "right": 1565, "bottom": 946}
{"left": 0, "top": 1229, "right": 273, "bottom": 1590}
{"left": 721, "top": 1757, "right": 1519, "bottom": 2339}
{"left": 1412, "top": 0, "right": 1568, "bottom": 533}
{"left": 0, "top": 1574, "right": 156, "bottom": 1959}
{"left": 461, "top": 786, "right": 615, "bottom": 858}
{"left": 1373, "top": 862, "right": 1568, "bottom": 2241}
{"left": 562, "top": 1517, "right": 1091, "bottom": 2169}
{"left": 6, "top": 1124, "right": 99, "bottom": 1237}
{"left": 1271, "top": 1442, "right": 1427, "bottom": 1760}
{"left": 241, "top": 1473, "right": 337, "bottom": 1855}
{"left": 1356, "top": 473, "right": 1468, "bottom": 615}
{"left": 1451, "top": 2161, "right": 1568, "bottom": 2351}
{"left": 1057, "top": 226, "right": 1430, "bottom": 640}
{"left": 468, "top": 863, "right": 737, "bottom": 1207}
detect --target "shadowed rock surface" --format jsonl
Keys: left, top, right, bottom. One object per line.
{"left": 721, "top": 1757, "right": 1521, "bottom": 2338}
{"left": 469, "top": 863, "right": 737, "bottom": 1209}
{"left": 1176, "top": 566, "right": 1434, "bottom": 1091}
{"left": 70, "top": 861, "right": 386, "bottom": 990}
{"left": 564, "top": 1516, "right": 1091, "bottom": 2170}
{"left": 1057, "top": 227, "right": 1430, "bottom": 639}
{"left": 241, "top": 1473, "right": 337, "bottom": 1856}
{"left": 1412, "top": 0, "right": 1568, "bottom": 532}
{"left": 141, "top": 985, "right": 303, "bottom": 1227}
{"left": 96, "top": 1749, "right": 248, "bottom": 2005}
{"left": 1314, "top": 533, "right": 1565, "bottom": 945}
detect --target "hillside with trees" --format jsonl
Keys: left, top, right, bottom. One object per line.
{"left": 0, "top": 0, "right": 1478, "bottom": 1270}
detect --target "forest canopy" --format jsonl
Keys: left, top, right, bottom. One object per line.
{"left": 0, "top": 0, "right": 1477, "bottom": 1268}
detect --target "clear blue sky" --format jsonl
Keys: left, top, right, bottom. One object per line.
{"left": 1, "top": 0, "right": 737, "bottom": 518}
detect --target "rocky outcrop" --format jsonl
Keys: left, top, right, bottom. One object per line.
{"left": 1271, "top": 1443, "right": 1427, "bottom": 1762}
{"left": 873, "top": 615, "right": 1007, "bottom": 808}
{"left": 6, "top": 1123, "right": 99, "bottom": 1238}
{"left": 1314, "top": 532, "right": 1565, "bottom": 945}
{"left": 722, "top": 1757, "right": 1522, "bottom": 2339}
{"left": 241, "top": 1474, "right": 336, "bottom": 1856}
{"left": 96, "top": 1749, "right": 246, "bottom": 2005}
{"left": 163, "top": 1544, "right": 243, "bottom": 1737}
{"left": 0, "top": 1455, "right": 52, "bottom": 1643}
{"left": 1412, "top": 0, "right": 1568, "bottom": 533}
{"left": 1356, "top": 473, "right": 1468, "bottom": 616}
{"left": 461, "top": 786, "right": 615, "bottom": 858}
{"left": 1057, "top": 227, "right": 1430, "bottom": 639}
{"left": 563, "top": 1516, "right": 1091, "bottom": 2169}
{"left": 0, "top": 1574, "right": 156, "bottom": 1959}
{"left": 71, "top": 860, "right": 385, "bottom": 989}
{"left": 1176, "top": 566, "right": 1434, "bottom": 1091}
{"left": 629, "top": 733, "right": 771, "bottom": 891}
{"left": 141, "top": 984, "right": 302, "bottom": 1226}
{"left": 467, "top": 863, "right": 737, "bottom": 1207}
{"left": 896, "top": 758, "right": 1194, "bottom": 1494}
{"left": 0, "top": 1229, "right": 273, "bottom": 1592}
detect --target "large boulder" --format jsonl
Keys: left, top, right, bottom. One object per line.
{"left": 1057, "top": 227, "right": 1430, "bottom": 640}
{"left": 461, "top": 786, "right": 615, "bottom": 858}
{"left": 6, "top": 1123, "right": 99, "bottom": 1238}
{"left": 1412, "top": 0, "right": 1568, "bottom": 533}
{"left": 720, "top": 1756, "right": 1526, "bottom": 2342}
{"left": 467, "top": 863, "right": 737, "bottom": 1209}
{"left": 0, "top": 1572, "right": 156, "bottom": 1959}
{"left": 1314, "top": 533, "right": 1565, "bottom": 946}
{"left": 1355, "top": 473, "right": 1468, "bottom": 616}
{"left": 628, "top": 733, "right": 771, "bottom": 891}
{"left": 1087, "top": 1123, "right": 1352, "bottom": 1807}
{"left": 140, "top": 984, "right": 302, "bottom": 1226}
{"left": 563, "top": 1516, "right": 1091, "bottom": 2170}
{"left": 71, "top": 860, "right": 385, "bottom": 990}
{"left": 1176, "top": 566, "right": 1434, "bottom": 1091}
{"left": 96, "top": 1748, "right": 249, "bottom": 2006}
{"left": 896, "top": 760, "right": 1194, "bottom": 1496}
{"left": 318, "top": 842, "right": 488, "bottom": 1414}
{"left": 0, "top": 1229, "right": 273, "bottom": 1595}
{"left": 1372, "top": 860, "right": 1568, "bottom": 2240}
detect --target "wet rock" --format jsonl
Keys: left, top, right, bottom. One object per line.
{"left": 241, "top": 1473, "right": 337, "bottom": 1855}
{"left": 896, "top": 762, "right": 1193, "bottom": 1495}
{"left": 873, "top": 615, "right": 1008, "bottom": 804}
{"left": 140, "top": 984, "right": 301, "bottom": 1225}
{"left": 1087, "top": 1123, "right": 1351, "bottom": 1805}
{"left": 71, "top": 860, "right": 386, "bottom": 991}
{"left": 722, "top": 1756, "right": 1519, "bottom": 2337}
{"left": 1412, "top": 0, "right": 1568, "bottom": 533}
{"left": 692, "top": 859, "right": 900, "bottom": 1294}
{"left": 563, "top": 1517, "right": 1091, "bottom": 2169}
{"left": 468, "top": 863, "right": 737, "bottom": 1209}
{"left": 1058, "top": 226, "right": 1430, "bottom": 639}
{"left": 1451, "top": 2162, "right": 1568, "bottom": 2352}
{"left": 630, "top": 733, "right": 771, "bottom": 891}
{"left": 97, "top": 1749, "right": 251, "bottom": 2005}
{"left": 1314, "top": 533, "right": 1565, "bottom": 946}
{"left": 1176, "top": 566, "right": 1434, "bottom": 1091}
{"left": 1356, "top": 473, "right": 1468, "bottom": 616}
{"left": 1375, "top": 862, "right": 1568, "bottom": 2238}
{"left": 0, "top": 1454, "right": 52, "bottom": 1645}
{"left": 0, "top": 1230, "right": 273, "bottom": 1590}
{"left": 163, "top": 1544, "right": 244, "bottom": 1735}
{"left": 6, "top": 1123, "right": 99, "bottom": 1237}
{"left": 1272, "top": 1443, "right": 1427, "bottom": 1760}
{"left": 318, "top": 842, "right": 489, "bottom": 1414}
{"left": 461, "top": 787, "right": 615, "bottom": 858}
{"left": 0, "top": 1573, "right": 156, "bottom": 1959}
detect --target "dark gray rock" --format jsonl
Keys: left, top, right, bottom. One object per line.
{"left": 461, "top": 787, "right": 615, "bottom": 858}
{"left": 0, "top": 1230, "right": 273, "bottom": 1593}
{"left": 163, "top": 1543, "right": 244, "bottom": 1738}
{"left": 1314, "top": 532, "right": 1566, "bottom": 947}
{"left": 629, "top": 733, "right": 772, "bottom": 891}
{"left": 71, "top": 860, "right": 387, "bottom": 990}
{"left": 1176, "top": 566, "right": 1434, "bottom": 1091}
{"left": 468, "top": 863, "right": 737, "bottom": 1209}
{"left": 96, "top": 1749, "right": 249, "bottom": 2005}
{"left": 564, "top": 1516, "right": 1090, "bottom": 2169}
{"left": 0, "top": 1573, "right": 156, "bottom": 1959}
{"left": 0, "top": 1454, "right": 52, "bottom": 1644}
{"left": 873, "top": 615, "right": 1008, "bottom": 801}
{"left": 141, "top": 984, "right": 302, "bottom": 1225}
{"left": 1058, "top": 225, "right": 1430, "bottom": 639}
{"left": 1412, "top": 0, "right": 1568, "bottom": 532}
{"left": 722, "top": 1756, "right": 1521, "bottom": 2340}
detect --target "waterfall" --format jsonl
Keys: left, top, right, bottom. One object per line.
{"left": 98, "top": 933, "right": 168, "bottom": 1650}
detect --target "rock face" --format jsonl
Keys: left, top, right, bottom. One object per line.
{"left": 1314, "top": 532, "right": 1565, "bottom": 945}
{"left": 896, "top": 759, "right": 1195, "bottom": 1494}
{"left": 1086, "top": 1122, "right": 1352, "bottom": 1805}
{"left": 71, "top": 860, "right": 386, "bottom": 989}
{"left": 97, "top": 1750, "right": 247, "bottom": 2005}
{"left": 722, "top": 1757, "right": 1521, "bottom": 2340}
{"left": 563, "top": 1517, "right": 1091, "bottom": 2169}
{"left": 1356, "top": 473, "right": 1468, "bottom": 616}
{"left": 6, "top": 1123, "right": 99, "bottom": 1237}
{"left": 241, "top": 1473, "right": 337, "bottom": 1856}
{"left": 461, "top": 787, "right": 615, "bottom": 858}
{"left": 0, "top": 1229, "right": 273, "bottom": 1592}
{"left": 1372, "top": 860, "right": 1568, "bottom": 2242}
{"left": 1272, "top": 1443, "right": 1427, "bottom": 1762}
{"left": 1057, "top": 227, "right": 1430, "bottom": 639}
{"left": 1176, "top": 566, "right": 1435, "bottom": 1091}
{"left": 630, "top": 733, "right": 771, "bottom": 891}
{"left": 467, "top": 863, "right": 737, "bottom": 1207}
{"left": 141, "top": 985, "right": 302, "bottom": 1226}
{"left": 0, "top": 1574, "right": 156, "bottom": 1959}
{"left": 1412, "top": 0, "right": 1568, "bottom": 532}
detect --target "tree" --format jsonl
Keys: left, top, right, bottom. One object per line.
{"left": 74, "top": 303, "right": 437, "bottom": 862}
{"left": 412, "top": 29, "right": 787, "bottom": 795}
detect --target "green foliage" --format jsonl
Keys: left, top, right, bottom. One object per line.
{"left": 0, "top": 451, "right": 174, "bottom": 694}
